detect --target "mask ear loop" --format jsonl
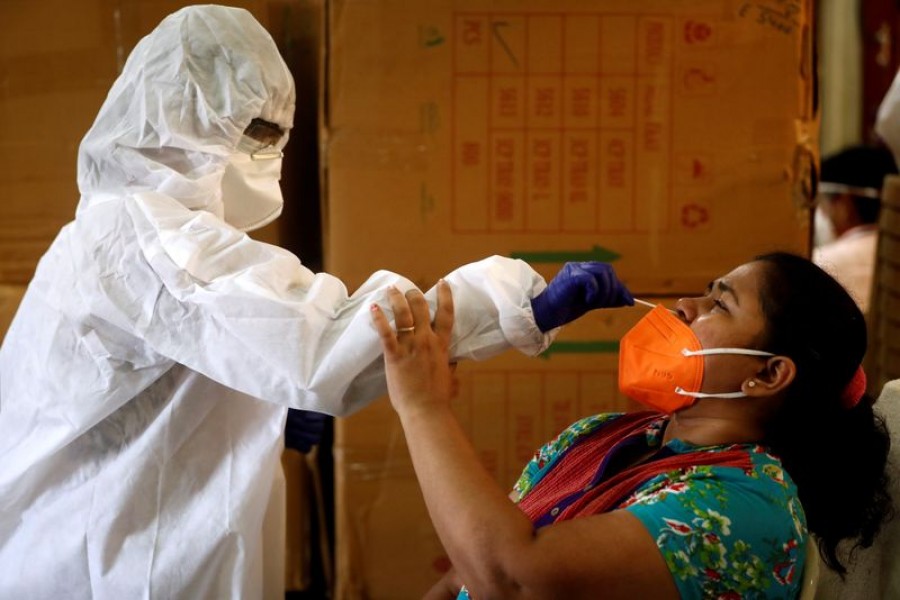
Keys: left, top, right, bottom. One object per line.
{"left": 681, "top": 348, "right": 775, "bottom": 357}
{"left": 675, "top": 348, "right": 776, "bottom": 398}
{"left": 674, "top": 386, "right": 749, "bottom": 399}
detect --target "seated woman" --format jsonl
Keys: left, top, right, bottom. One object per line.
{"left": 370, "top": 252, "right": 893, "bottom": 599}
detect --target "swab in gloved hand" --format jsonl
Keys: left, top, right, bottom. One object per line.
{"left": 530, "top": 262, "right": 634, "bottom": 332}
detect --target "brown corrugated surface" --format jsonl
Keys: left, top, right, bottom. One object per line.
{"left": 0, "top": 285, "right": 26, "bottom": 344}
{"left": 325, "top": 1, "right": 814, "bottom": 597}
{"left": 323, "top": 0, "right": 814, "bottom": 297}
{"left": 867, "top": 175, "right": 900, "bottom": 394}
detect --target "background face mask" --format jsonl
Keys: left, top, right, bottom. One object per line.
{"left": 618, "top": 305, "right": 772, "bottom": 413}
{"left": 220, "top": 151, "right": 284, "bottom": 232}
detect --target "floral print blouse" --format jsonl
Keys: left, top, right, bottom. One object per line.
{"left": 456, "top": 412, "right": 807, "bottom": 600}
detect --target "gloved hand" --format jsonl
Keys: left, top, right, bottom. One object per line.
{"left": 284, "top": 408, "right": 328, "bottom": 453}
{"left": 530, "top": 262, "right": 634, "bottom": 332}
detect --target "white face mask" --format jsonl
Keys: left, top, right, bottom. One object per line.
{"left": 813, "top": 207, "right": 837, "bottom": 247}
{"left": 220, "top": 146, "right": 284, "bottom": 232}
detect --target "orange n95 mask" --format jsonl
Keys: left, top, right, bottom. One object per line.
{"left": 618, "top": 305, "right": 774, "bottom": 414}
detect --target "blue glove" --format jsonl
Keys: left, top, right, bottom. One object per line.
{"left": 530, "top": 262, "right": 634, "bottom": 332}
{"left": 284, "top": 409, "right": 328, "bottom": 453}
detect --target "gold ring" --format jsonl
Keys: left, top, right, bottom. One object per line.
{"left": 396, "top": 326, "right": 415, "bottom": 333}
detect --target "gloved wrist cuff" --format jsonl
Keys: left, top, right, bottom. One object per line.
{"left": 530, "top": 293, "right": 561, "bottom": 333}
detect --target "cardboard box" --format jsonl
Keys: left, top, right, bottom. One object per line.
{"left": 866, "top": 175, "right": 900, "bottom": 393}
{"left": 324, "top": 0, "right": 814, "bottom": 296}
{"left": 0, "top": 285, "right": 26, "bottom": 344}
{"left": 325, "top": 1, "right": 814, "bottom": 598}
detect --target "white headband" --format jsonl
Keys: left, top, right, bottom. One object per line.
{"left": 818, "top": 182, "right": 881, "bottom": 199}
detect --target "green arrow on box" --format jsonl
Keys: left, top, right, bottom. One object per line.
{"left": 511, "top": 245, "right": 621, "bottom": 264}
{"left": 540, "top": 340, "right": 620, "bottom": 359}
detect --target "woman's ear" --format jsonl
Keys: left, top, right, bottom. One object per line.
{"left": 743, "top": 356, "right": 796, "bottom": 397}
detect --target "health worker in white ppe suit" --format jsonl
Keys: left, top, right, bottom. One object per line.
{"left": 0, "top": 5, "right": 634, "bottom": 599}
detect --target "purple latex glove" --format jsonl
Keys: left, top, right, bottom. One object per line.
{"left": 530, "top": 262, "right": 634, "bottom": 332}
{"left": 284, "top": 408, "right": 328, "bottom": 453}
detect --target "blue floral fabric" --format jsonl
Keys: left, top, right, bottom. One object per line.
{"left": 456, "top": 412, "right": 807, "bottom": 600}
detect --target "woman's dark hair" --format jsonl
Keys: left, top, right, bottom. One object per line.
{"left": 754, "top": 252, "right": 892, "bottom": 575}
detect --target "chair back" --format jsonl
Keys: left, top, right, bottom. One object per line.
{"left": 798, "top": 539, "right": 820, "bottom": 600}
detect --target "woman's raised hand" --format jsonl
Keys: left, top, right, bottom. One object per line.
{"left": 371, "top": 280, "right": 457, "bottom": 416}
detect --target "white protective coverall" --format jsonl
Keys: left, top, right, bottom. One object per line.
{"left": 0, "top": 6, "right": 553, "bottom": 599}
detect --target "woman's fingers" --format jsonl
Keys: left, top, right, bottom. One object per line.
{"left": 372, "top": 285, "right": 426, "bottom": 355}
{"left": 387, "top": 286, "right": 415, "bottom": 332}
{"left": 373, "top": 284, "right": 458, "bottom": 413}
{"left": 370, "top": 302, "right": 400, "bottom": 355}
{"left": 405, "top": 288, "right": 431, "bottom": 332}
{"left": 373, "top": 283, "right": 452, "bottom": 355}
{"left": 434, "top": 279, "right": 454, "bottom": 345}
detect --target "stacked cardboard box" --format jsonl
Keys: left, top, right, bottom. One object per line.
{"left": 867, "top": 175, "right": 900, "bottom": 393}
{"left": 325, "top": 0, "right": 814, "bottom": 598}
{"left": 0, "top": 285, "right": 26, "bottom": 344}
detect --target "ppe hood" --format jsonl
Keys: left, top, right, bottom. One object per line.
{"left": 76, "top": 5, "right": 295, "bottom": 231}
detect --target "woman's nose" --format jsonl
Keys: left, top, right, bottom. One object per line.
{"left": 675, "top": 297, "right": 704, "bottom": 323}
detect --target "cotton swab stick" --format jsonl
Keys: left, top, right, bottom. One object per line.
{"left": 633, "top": 298, "right": 657, "bottom": 309}
{"left": 634, "top": 298, "right": 678, "bottom": 314}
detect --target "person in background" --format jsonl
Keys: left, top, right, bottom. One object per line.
{"left": 373, "top": 252, "right": 892, "bottom": 599}
{"left": 0, "top": 6, "right": 630, "bottom": 599}
{"left": 809, "top": 59, "right": 900, "bottom": 600}
{"left": 812, "top": 145, "right": 896, "bottom": 314}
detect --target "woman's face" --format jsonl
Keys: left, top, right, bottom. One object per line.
{"left": 675, "top": 260, "right": 771, "bottom": 394}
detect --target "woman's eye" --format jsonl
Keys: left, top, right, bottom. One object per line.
{"left": 714, "top": 298, "right": 728, "bottom": 312}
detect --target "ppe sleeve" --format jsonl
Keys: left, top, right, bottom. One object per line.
{"left": 117, "top": 193, "right": 553, "bottom": 415}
